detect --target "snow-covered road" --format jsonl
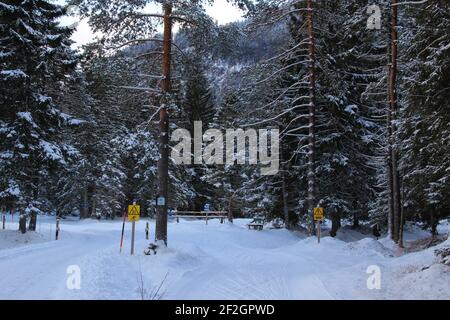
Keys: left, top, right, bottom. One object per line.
{"left": 0, "top": 217, "right": 448, "bottom": 299}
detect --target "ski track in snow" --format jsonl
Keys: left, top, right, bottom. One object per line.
{"left": 0, "top": 217, "right": 448, "bottom": 300}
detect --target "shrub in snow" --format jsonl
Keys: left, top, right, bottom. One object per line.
{"left": 435, "top": 247, "right": 450, "bottom": 267}
{"left": 144, "top": 243, "right": 158, "bottom": 255}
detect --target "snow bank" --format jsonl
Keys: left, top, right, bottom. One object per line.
{"left": 0, "top": 230, "right": 49, "bottom": 250}
{"left": 346, "top": 238, "right": 394, "bottom": 258}
{"left": 393, "top": 263, "right": 450, "bottom": 299}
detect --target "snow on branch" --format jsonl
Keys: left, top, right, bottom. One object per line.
{"left": 110, "top": 85, "right": 161, "bottom": 93}
{"left": 108, "top": 38, "right": 164, "bottom": 51}
{"left": 242, "top": 103, "right": 311, "bottom": 127}
{"left": 392, "top": 0, "right": 428, "bottom": 5}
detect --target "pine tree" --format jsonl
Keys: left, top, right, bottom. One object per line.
{"left": 399, "top": 0, "right": 450, "bottom": 236}
{"left": 0, "top": 0, "right": 78, "bottom": 214}
{"left": 241, "top": 0, "right": 382, "bottom": 233}
{"left": 74, "top": 0, "right": 254, "bottom": 244}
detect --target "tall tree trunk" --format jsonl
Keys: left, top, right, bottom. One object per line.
{"left": 306, "top": 0, "right": 317, "bottom": 235}
{"left": 19, "top": 212, "right": 26, "bottom": 234}
{"left": 352, "top": 212, "right": 359, "bottom": 229}
{"left": 399, "top": 181, "right": 405, "bottom": 248}
{"left": 430, "top": 211, "right": 438, "bottom": 238}
{"left": 28, "top": 212, "right": 37, "bottom": 231}
{"left": 81, "top": 186, "right": 88, "bottom": 219}
{"left": 228, "top": 194, "right": 234, "bottom": 223}
{"left": 111, "top": 204, "right": 116, "bottom": 220}
{"left": 388, "top": 0, "right": 401, "bottom": 243}
{"left": 155, "top": 3, "right": 172, "bottom": 246}
{"left": 386, "top": 128, "right": 394, "bottom": 238}
{"left": 91, "top": 197, "right": 96, "bottom": 218}
{"left": 330, "top": 211, "right": 340, "bottom": 237}
{"left": 282, "top": 175, "right": 289, "bottom": 229}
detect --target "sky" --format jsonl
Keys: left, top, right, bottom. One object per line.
{"left": 57, "top": 0, "right": 245, "bottom": 48}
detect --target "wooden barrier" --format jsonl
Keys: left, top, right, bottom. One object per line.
{"left": 174, "top": 211, "right": 228, "bottom": 215}
{"left": 174, "top": 211, "right": 228, "bottom": 224}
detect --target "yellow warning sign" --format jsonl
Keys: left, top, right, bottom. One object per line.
{"left": 128, "top": 204, "right": 140, "bottom": 222}
{"left": 313, "top": 207, "right": 324, "bottom": 221}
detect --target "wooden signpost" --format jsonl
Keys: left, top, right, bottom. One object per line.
{"left": 314, "top": 207, "right": 324, "bottom": 243}
{"left": 128, "top": 203, "right": 141, "bottom": 255}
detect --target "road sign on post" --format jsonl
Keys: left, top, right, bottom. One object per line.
{"left": 156, "top": 196, "right": 166, "bottom": 207}
{"left": 128, "top": 204, "right": 141, "bottom": 222}
{"left": 313, "top": 207, "right": 324, "bottom": 243}
{"left": 313, "top": 207, "right": 324, "bottom": 221}
{"left": 128, "top": 204, "right": 140, "bottom": 255}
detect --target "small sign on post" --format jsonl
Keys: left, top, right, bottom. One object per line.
{"left": 128, "top": 203, "right": 141, "bottom": 255}
{"left": 314, "top": 207, "right": 324, "bottom": 243}
{"left": 156, "top": 196, "right": 166, "bottom": 207}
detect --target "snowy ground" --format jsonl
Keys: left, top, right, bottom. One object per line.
{"left": 0, "top": 215, "right": 449, "bottom": 300}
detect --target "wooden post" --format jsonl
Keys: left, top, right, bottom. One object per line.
{"left": 205, "top": 212, "right": 208, "bottom": 225}
{"left": 131, "top": 221, "right": 136, "bottom": 255}
{"left": 55, "top": 218, "right": 60, "bottom": 240}
{"left": 317, "top": 221, "right": 321, "bottom": 243}
{"left": 2, "top": 214, "right": 5, "bottom": 230}
{"left": 176, "top": 216, "right": 179, "bottom": 223}
{"left": 146, "top": 222, "right": 149, "bottom": 240}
